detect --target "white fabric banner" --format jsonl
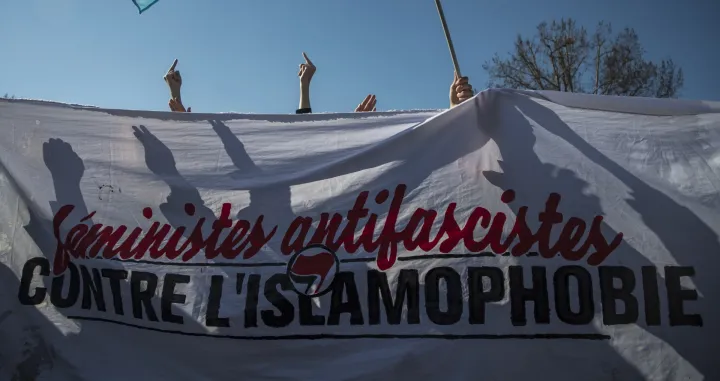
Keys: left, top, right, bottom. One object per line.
{"left": 0, "top": 90, "right": 719, "bottom": 380}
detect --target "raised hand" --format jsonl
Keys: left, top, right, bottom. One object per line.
{"left": 298, "top": 52, "right": 316, "bottom": 86}
{"left": 450, "top": 72, "right": 474, "bottom": 108}
{"left": 164, "top": 59, "right": 190, "bottom": 112}
{"left": 169, "top": 98, "right": 191, "bottom": 113}
{"left": 355, "top": 94, "right": 377, "bottom": 112}
{"left": 297, "top": 52, "right": 316, "bottom": 111}
{"left": 164, "top": 59, "right": 182, "bottom": 98}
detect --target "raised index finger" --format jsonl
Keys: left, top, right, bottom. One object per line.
{"left": 167, "top": 59, "right": 178, "bottom": 74}
{"left": 302, "top": 52, "right": 313, "bottom": 66}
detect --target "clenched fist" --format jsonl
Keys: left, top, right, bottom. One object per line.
{"left": 450, "top": 72, "right": 473, "bottom": 108}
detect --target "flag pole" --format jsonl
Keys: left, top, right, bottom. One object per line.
{"left": 434, "top": 0, "right": 461, "bottom": 77}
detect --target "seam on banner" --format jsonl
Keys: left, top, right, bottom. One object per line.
{"left": 0, "top": 99, "right": 442, "bottom": 122}
{"left": 103, "top": 252, "right": 529, "bottom": 268}
{"left": 65, "top": 317, "right": 611, "bottom": 341}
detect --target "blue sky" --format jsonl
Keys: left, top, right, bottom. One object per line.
{"left": 1, "top": 0, "right": 718, "bottom": 114}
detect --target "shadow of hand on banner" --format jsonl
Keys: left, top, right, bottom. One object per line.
{"left": 483, "top": 92, "right": 716, "bottom": 379}
{"left": 202, "top": 114, "right": 614, "bottom": 381}
{"left": 208, "top": 120, "right": 294, "bottom": 260}
{"left": 11, "top": 137, "right": 208, "bottom": 380}
{"left": 132, "top": 125, "right": 230, "bottom": 320}
{"left": 132, "top": 124, "right": 301, "bottom": 365}
{"left": 206, "top": 114, "right": 494, "bottom": 258}
{"left": 208, "top": 120, "right": 458, "bottom": 379}
{"left": 514, "top": 94, "right": 718, "bottom": 380}
{"left": 0, "top": 263, "right": 80, "bottom": 380}
{"left": 131, "top": 125, "right": 218, "bottom": 238}
{"left": 133, "top": 123, "right": 290, "bottom": 263}
{"left": 130, "top": 122, "right": 401, "bottom": 377}
{"left": 481, "top": 98, "right": 654, "bottom": 379}
{"left": 511, "top": 94, "right": 719, "bottom": 292}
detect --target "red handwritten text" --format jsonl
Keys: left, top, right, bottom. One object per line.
{"left": 51, "top": 185, "right": 623, "bottom": 274}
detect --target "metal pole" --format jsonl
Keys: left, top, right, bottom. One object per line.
{"left": 434, "top": 0, "right": 461, "bottom": 77}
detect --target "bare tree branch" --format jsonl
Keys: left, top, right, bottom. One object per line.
{"left": 484, "top": 18, "right": 683, "bottom": 98}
